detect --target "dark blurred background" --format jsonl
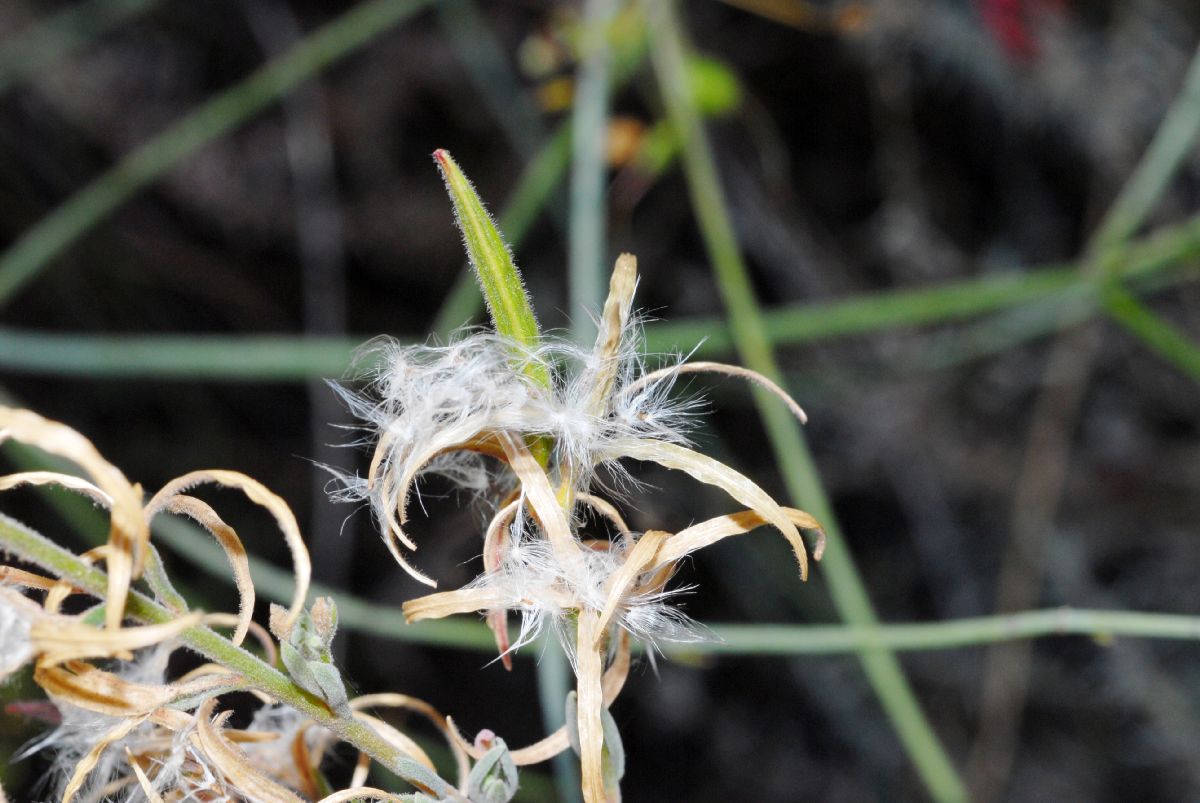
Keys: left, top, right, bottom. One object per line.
{"left": 2, "top": 0, "right": 1200, "bottom": 801}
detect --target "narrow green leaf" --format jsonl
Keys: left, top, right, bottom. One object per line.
{"left": 433, "top": 149, "right": 550, "bottom": 391}
{"left": 1103, "top": 284, "right": 1200, "bottom": 382}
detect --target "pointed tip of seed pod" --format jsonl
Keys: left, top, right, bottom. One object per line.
{"left": 432, "top": 148, "right": 452, "bottom": 168}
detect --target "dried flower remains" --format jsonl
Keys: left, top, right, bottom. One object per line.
{"left": 338, "top": 250, "right": 824, "bottom": 803}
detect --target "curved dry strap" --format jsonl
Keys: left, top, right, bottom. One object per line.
{"left": 577, "top": 493, "right": 632, "bottom": 536}
{"left": 43, "top": 545, "right": 107, "bottom": 614}
{"left": 0, "top": 470, "right": 113, "bottom": 506}
{"left": 402, "top": 587, "right": 513, "bottom": 623}
{"left": 602, "top": 438, "right": 809, "bottom": 579}
{"left": 145, "top": 470, "right": 309, "bottom": 635}
{"left": 350, "top": 693, "right": 472, "bottom": 791}
{"left": 353, "top": 712, "right": 436, "bottom": 771}
{"left": 446, "top": 630, "right": 632, "bottom": 765}
{"left": 482, "top": 498, "right": 521, "bottom": 669}
{"left": 125, "top": 745, "right": 163, "bottom": 803}
{"left": 621, "top": 360, "right": 808, "bottom": 424}
{"left": 593, "top": 530, "right": 670, "bottom": 647}
{"left": 580, "top": 253, "right": 638, "bottom": 418}
{"left": 482, "top": 498, "right": 522, "bottom": 573}
{"left": 497, "top": 432, "right": 579, "bottom": 564}
{"left": 656, "top": 507, "right": 825, "bottom": 569}
{"left": 0, "top": 565, "right": 61, "bottom": 591}
{"left": 31, "top": 611, "right": 202, "bottom": 667}
{"left": 575, "top": 609, "right": 606, "bottom": 803}
{"left": 0, "top": 407, "right": 147, "bottom": 631}
{"left": 146, "top": 494, "right": 254, "bottom": 647}
{"left": 62, "top": 714, "right": 148, "bottom": 803}
{"left": 371, "top": 430, "right": 509, "bottom": 588}
{"left": 202, "top": 614, "right": 278, "bottom": 666}
{"left": 35, "top": 659, "right": 232, "bottom": 718}
{"left": 194, "top": 699, "right": 306, "bottom": 803}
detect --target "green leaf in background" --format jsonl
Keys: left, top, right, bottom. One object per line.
{"left": 687, "top": 54, "right": 742, "bottom": 116}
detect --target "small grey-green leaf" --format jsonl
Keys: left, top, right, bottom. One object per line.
{"left": 308, "top": 661, "right": 351, "bottom": 717}
{"left": 279, "top": 640, "right": 313, "bottom": 689}
{"left": 467, "top": 737, "right": 519, "bottom": 803}
{"left": 564, "top": 690, "right": 581, "bottom": 755}
{"left": 600, "top": 703, "right": 625, "bottom": 789}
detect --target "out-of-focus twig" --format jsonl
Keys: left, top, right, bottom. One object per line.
{"left": 967, "top": 43, "right": 1200, "bottom": 803}
{"left": 644, "top": 2, "right": 968, "bottom": 800}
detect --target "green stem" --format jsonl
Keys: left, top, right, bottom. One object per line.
{"left": 0, "top": 513, "right": 457, "bottom": 798}
{"left": 700, "top": 610, "right": 1200, "bottom": 654}
{"left": 1102, "top": 284, "right": 1200, "bottom": 382}
{"left": 6, "top": 213, "right": 1197, "bottom": 381}
{"left": 14, "top": 466, "right": 1200, "bottom": 661}
{"left": 0, "top": 0, "right": 435, "bottom": 308}
{"left": 644, "top": 3, "right": 967, "bottom": 800}
{"left": 152, "top": 520, "right": 1200, "bottom": 655}
{"left": 568, "top": 0, "right": 618, "bottom": 345}
{"left": 1089, "top": 45, "right": 1200, "bottom": 255}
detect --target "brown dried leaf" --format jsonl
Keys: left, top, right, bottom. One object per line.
{"left": 145, "top": 470, "right": 309, "bottom": 635}
{"left": 317, "top": 789, "right": 407, "bottom": 802}
{"left": 0, "top": 471, "right": 112, "bottom": 506}
{"left": 655, "top": 507, "right": 825, "bottom": 568}
{"left": 148, "top": 495, "right": 254, "bottom": 646}
{"left": 351, "top": 693, "right": 471, "bottom": 788}
{"left": 0, "top": 407, "right": 147, "bottom": 631}
{"left": 31, "top": 611, "right": 202, "bottom": 666}
{"left": 61, "top": 715, "right": 147, "bottom": 803}
{"left": 125, "top": 747, "right": 165, "bottom": 803}
{"left": 35, "top": 659, "right": 233, "bottom": 718}
{"left": 603, "top": 438, "right": 809, "bottom": 579}
{"left": 593, "top": 531, "right": 670, "bottom": 646}
{"left": 497, "top": 432, "right": 579, "bottom": 563}
{"left": 403, "top": 588, "right": 512, "bottom": 623}
{"left": 193, "top": 699, "right": 305, "bottom": 803}
{"left": 623, "top": 360, "right": 808, "bottom": 424}
{"left": 576, "top": 610, "right": 606, "bottom": 803}
{"left": 582, "top": 254, "right": 638, "bottom": 418}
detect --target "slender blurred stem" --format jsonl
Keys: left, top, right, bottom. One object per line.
{"left": 243, "top": 0, "right": 355, "bottom": 647}
{"left": 0, "top": 0, "right": 435, "bottom": 308}
{"left": 967, "top": 42, "right": 1200, "bottom": 801}
{"left": 538, "top": 638, "right": 581, "bottom": 803}
{"left": 5, "top": 216, "right": 1198, "bottom": 381}
{"left": 1102, "top": 284, "right": 1200, "bottom": 381}
{"left": 644, "top": 3, "right": 967, "bottom": 800}
{"left": 7, "top": 445, "right": 1200, "bottom": 659}
{"left": 568, "top": 0, "right": 618, "bottom": 345}
{"left": 1090, "top": 45, "right": 1200, "bottom": 255}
